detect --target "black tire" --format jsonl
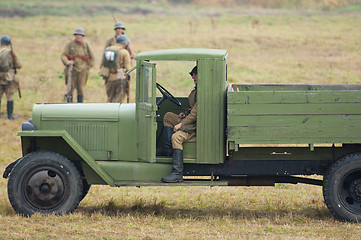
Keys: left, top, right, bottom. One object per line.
{"left": 7, "top": 151, "right": 83, "bottom": 216}
{"left": 323, "top": 153, "right": 361, "bottom": 222}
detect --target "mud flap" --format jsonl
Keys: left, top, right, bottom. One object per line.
{"left": 3, "top": 157, "right": 21, "bottom": 178}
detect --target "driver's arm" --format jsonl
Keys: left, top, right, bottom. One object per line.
{"left": 180, "top": 103, "right": 197, "bottom": 126}
{"left": 174, "top": 103, "right": 197, "bottom": 132}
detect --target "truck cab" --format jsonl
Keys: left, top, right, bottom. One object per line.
{"left": 135, "top": 48, "right": 227, "bottom": 165}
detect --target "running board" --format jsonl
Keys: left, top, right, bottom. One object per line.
{"left": 114, "top": 179, "right": 228, "bottom": 187}
{"left": 114, "top": 176, "right": 323, "bottom": 187}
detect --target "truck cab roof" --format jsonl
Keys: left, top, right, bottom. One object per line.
{"left": 135, "top": 48, "right": 228, "bottom": 61}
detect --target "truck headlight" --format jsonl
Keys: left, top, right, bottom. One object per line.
{"left": 21, "top": 119, "right": 37, "bottom": 131}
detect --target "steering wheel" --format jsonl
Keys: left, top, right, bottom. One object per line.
{"left": 156, "top": 83, "right": 182, "bottom": 108}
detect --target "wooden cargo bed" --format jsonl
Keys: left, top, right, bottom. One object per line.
{"left": 227, "top": 84, "right": 361, "bottom": 148}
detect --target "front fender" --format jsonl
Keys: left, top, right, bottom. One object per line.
{"left": 17, "top": 130, "right": 115, "bottom": 186}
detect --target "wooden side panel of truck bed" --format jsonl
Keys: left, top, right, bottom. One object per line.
{"left": 227, "top": 84, "right": 361, "bottom": 146}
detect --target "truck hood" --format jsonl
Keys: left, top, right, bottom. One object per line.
{"left": 31, "top": 103, "right": 134, "bottom": 129}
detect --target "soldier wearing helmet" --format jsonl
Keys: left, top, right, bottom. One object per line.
{"left": 104, "top": 21, "right": 135, "bottom": 59}
{"left": 0, "top": 35, "right": 22, "bottom": 119}
{"left": 60, "top": 27, "right": 95, "bottom": 103}
{"left": 99, "top": 35, "right": 131, "bottom": 103}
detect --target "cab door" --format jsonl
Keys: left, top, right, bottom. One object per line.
{"left": 136, "top": 61, "right": 157, "bottom": 162}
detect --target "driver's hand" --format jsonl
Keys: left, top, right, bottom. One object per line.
{"left": 174, "top": 123, "right": 182, "bottom": 132}
{"left": 178, "top": 112, "right": 185, "bottom": 119}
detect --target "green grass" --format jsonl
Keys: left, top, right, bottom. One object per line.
{"left": 1, "top": 2, "right": 361, "bottom": 239}
{"left": 338, "top": 2, "right": 361, "bottom": 12}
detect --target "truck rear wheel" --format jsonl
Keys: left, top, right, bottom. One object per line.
{"left": 7, "top": 151, "right": 83, "bottom": 216}
{"left": 323, "top": 153, "right": 361, "bottom": 222}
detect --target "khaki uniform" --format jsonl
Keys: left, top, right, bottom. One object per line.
{"left": 104, "top": 35, "right": 132, "bottom": 50}
{"left": 0, "top": 46, "right": 22, "bottom": 107}
{"left": 104, "top": 36, "right": 117, "bottom": 49}
{"left": 99, "top": 44, "right": 131, "bottom": 103}
{"left": 164, "top": 87, "right": 197, "bottom": 150}
{"left": 104, "top": 35, "right": 133, "bottom": 59}
{"left": 61, "top": 40, "right": 94, "bottom": 97}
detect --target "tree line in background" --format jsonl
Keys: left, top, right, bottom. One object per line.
{"left": 168, "top": 0, "right": 361, "bottom": 8}
{"left": 0, "top": 0, "right": 360, "bottom": 18}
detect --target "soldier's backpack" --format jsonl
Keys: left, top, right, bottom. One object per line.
{"left": 0, "top": 48, "right": 11, "bottom": 72}
{"left": 103, "top": 48, "right": 119, "bottom": 68}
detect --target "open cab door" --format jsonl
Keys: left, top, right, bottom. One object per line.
{"left": 136, "top": 61, "right": 157, "bottom": 162}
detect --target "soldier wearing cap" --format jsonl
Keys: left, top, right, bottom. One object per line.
{"left": 0, "top": 35, "right": 22, "bottom": 119}
{"left": 157, "top": 66, "right": 198, "bottom": 183}
{"left": 99, "top": 35, "right": 131, "bottom": 103}
{"left": 61, "top": 27, "right": 95, "bottom": 103}
{"left": 104, "top": 21, "right": 135, "bottom": 59}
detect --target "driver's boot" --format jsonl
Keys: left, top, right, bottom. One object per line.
{"left": 156, "top": 126, "right": 173, "bottom": 156}
{"left": 161, "top": 149, "right": 183, "bottom": 183}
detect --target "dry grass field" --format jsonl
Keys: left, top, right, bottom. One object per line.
{"left": 1, "top": 1, "right": 361, "bottom": 239}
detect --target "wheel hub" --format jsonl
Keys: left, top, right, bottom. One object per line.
{"left": 350, "top": 179, "right": 361, "bottom": 200}
{"left": 25, "top": 170, "right": 65, "bottom": 209}
{"left": 40, "top": 183, "right": 50, "bottom": 193}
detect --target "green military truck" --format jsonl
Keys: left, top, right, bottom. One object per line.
{"left": 4, "top": 49, "right": 361, "bottom": 222}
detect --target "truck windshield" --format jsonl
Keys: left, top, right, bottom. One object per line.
{"left": 155, "top": 61, "right": 197, "bottom": 98}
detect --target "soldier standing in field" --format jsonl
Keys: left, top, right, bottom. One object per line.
{"left": 104, "top": 21, "right": 135, "bottom": 59}
{"left": 99, "top": 35, "right": 131, "bottom": 103}
{"left": 158, "top": 66, "right": 198, "bottom": 183}
{"left": 61, "top": 27, "right": 94, "bottom": 103}
{"left": 0, "top": 35, "right": 22, "bottom": 120}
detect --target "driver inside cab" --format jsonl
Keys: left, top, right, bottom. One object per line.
{"left": 157, "top": 66, "right": 198, "bottom": 183}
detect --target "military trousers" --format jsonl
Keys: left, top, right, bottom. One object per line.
{"left": 163, "top": 112, "right": 181, "bottom": 128}
{"left": 105, "top": 79, "right": 126, "bottom": 103}
{"left": 172, "top": 131, "right": 196, "bottom": 150}
{"left": 0, "top": 80, "right": 17, "bottom": 102}
{"left": 70, "top": 70, "right": 88, "bottom": 96}
{"left": 163, "top": 112, "right": 195, "bottom": 150}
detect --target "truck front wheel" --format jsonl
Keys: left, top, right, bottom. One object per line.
{"left": 7, "top": 151, "right": 82, "bottom": 216}
{"left": 323, "top": 153, "right": 361, "bottom": 222}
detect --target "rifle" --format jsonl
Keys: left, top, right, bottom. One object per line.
{"left": 66, "top": 64, "right": 73, "bottom": 103}
{"left": 126, "top": 74, "right": 130, "bottom": 103}
{"left": 112, "top": 13, "right": 117, "bottom": 23}
{"left": 9, "top": 42, "right": 21, "bottom": 98}
{"left": 125, "top": 66, "right": 136, "bottom": 103}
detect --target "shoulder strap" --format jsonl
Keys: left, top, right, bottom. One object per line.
{"left": 70, "top": 41, "right": 76, "bottom": 55}
{"left": 83, "top": 42, "right": 88, "bottom": 56}
{"left": 117, "top": 48, "right": 127, "bottom": 70}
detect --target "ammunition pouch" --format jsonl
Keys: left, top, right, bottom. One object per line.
{"left": 116, "top": 68, "right": 126, "bottom": 81}
{"left": 99, "top": 67, "right": 110, "bottom": 78}
{"left": 82, "top": 55, "right": 89, "bottom": 61}
{"left": 67, "top": 54, "right": 89, "bottom": 61}
{"left": 4, "top": 69, "right": 15, "bottom": 81}
{"left": 107, "top": 68, "right": 126, "bottom": 82}
{"left": 67, "top": 54, "right": 76, "bottom": 60}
